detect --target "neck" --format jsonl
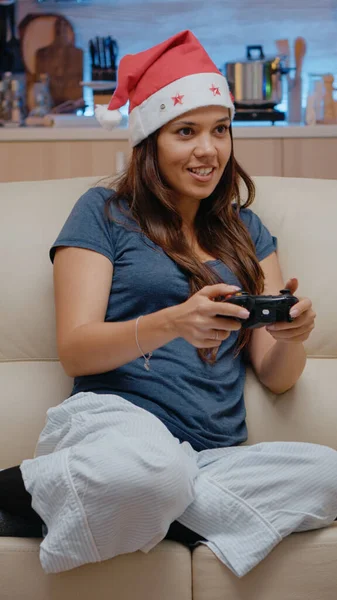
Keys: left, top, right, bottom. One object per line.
{"left": 176, "top": 196, "right": 201, "bottom": 231}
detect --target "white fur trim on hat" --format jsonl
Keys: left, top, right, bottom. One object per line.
{"left": 128, "top": 72, "right": 234, "bottom": 146}
{"left": 95, "top": 104, "right": 123, "bottom": 130}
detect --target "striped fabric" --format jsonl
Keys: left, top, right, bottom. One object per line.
{"left": 20, "top": 392, "right": 337, "bottom": 576}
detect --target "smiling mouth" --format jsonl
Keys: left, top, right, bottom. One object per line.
{"left": 187, "top": 167, "right": 215, "bottom": 176}
{"left": 187, "top": 167, "right": 216, "bottom": 182}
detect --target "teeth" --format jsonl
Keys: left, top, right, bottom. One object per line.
{"left": 190, "top": 167, "right": 213, "bottom": 176}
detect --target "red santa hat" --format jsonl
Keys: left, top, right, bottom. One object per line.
{"left": 95, "top": 30, "right": 235, "bottom": 147}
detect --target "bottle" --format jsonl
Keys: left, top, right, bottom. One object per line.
{"left": 2, "top": 72, "right": 13, "bottom": 122}
{"left": 10, "top": 79, "right": 23, "bottom": 125}
{"left": 39, "top": 73, "right": 52, "bottom": 113}
{"left": 0, "top": 82, "right": 3, "bottom": 122}
{"left": 30, "top": 73, "right": 53, "bottom": 117}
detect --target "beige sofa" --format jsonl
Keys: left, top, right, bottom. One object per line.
{"left": 0, "top": 175, "right": 336, "bottom": 600}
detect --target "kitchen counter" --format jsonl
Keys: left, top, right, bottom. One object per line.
{"left": 1, "top": 117, "right": 337, "bottom": 141}
{"left": 1, "top": 117, "right": 337, "bottom": 182}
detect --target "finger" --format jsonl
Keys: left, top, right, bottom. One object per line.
{"left": 266, "top": 311, "right": 309, "bottom": 331}
{"left": 276, "top": 331, "right": 312, "bottom": 343}
{"left": 211, "top": 317, "right": 242, "bottom": 332}
{"left": 207, "top": 284, "right": 241, "bottom": 299}
{"left": 267, "top": 323, "right": 314, "bottom": 339}
{"left": 211, "top": 302, "right": 250, "bottom": 321}
{"left": 207, "top": 330, "right": 231, "bottom": 343}
{"left": 284, "top": 277, "right": 298, "bottom": 294}
{"left": 289, "top": 299, "right": 312, "bottom": 318}
{"left": 291, "top": 332, "right": 312, "bottom": 342}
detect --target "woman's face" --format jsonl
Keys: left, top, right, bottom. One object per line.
{"left": 157, "top": 106, "right": 232, "bottom": 206}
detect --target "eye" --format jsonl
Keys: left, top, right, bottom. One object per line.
{"left": 215, "top": 124, "right": 229, "bottom": 134}
{"left": 177, "top": 127, "right": 193, "bottom": 137}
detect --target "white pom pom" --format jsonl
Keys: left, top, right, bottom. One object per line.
{"left": 95, "top": 104, "right": 123, "bottom": 130}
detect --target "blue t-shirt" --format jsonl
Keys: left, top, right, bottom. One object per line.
{"left": 49, "top": 186, "right": 277, "bottom": 452}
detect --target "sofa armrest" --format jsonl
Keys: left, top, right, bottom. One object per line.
{"left": 244, "top": 359, "right": 337, "bottom": 451}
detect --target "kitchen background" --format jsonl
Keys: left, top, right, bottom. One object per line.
{"left": 12, "top": 0, "right": 337, "bottom": 118}
{"left": 1, "top": 0, "right": 337, "bottom": 183}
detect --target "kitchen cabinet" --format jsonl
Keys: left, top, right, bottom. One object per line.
{"left": 233, "top": 139, "right": 283, "bottom": 176}
{"left": 1, "top": 126, "right": 337, "bottom": 182}
{"left": 0, "top": 139, "right": 131, "bottom": 182}
{"left": 283, "top": 138, "right": 337, "bottom": 179}
{"left": 1, "top": 138, "right": 282, "bottom": 181}
{"left": 0, "top": 137, "right": 284, "bottom": 182}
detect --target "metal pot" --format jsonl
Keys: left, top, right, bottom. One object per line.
{"left": 225, "top": 45, "right": 290, "bottom": 107}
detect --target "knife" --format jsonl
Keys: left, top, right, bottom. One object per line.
{"left": 108, "top": 36, "right": 118, "bottom": 76}
{"left": 99, "top": 36, "right": 106, "bottom": 70}
{"left": 104, "top": 37, "right": 110, "bottom": 69}
{"left": 96, "top": 36, "right": 101, "bottom": 68}
{"left": 89, "top": 39, "right": 96, "bottom": 69}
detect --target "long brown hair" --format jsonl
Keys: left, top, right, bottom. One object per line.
{"left": 102, "top": 125, "right": 265, "bottom": 365}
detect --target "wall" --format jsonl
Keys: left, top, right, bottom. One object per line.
{"left": 17, "top": 0, "right": 337, "bottom": 114}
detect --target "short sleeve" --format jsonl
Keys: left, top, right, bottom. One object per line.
{"left": 49, "top": 187, "right": 115, "bottom": 265}
{"left": 239, "top": 207, "right": 278, "bottom": 261}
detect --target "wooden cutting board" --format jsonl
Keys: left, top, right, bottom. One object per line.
{"left": 18, "top": 13, "right": 75, "bottom": 110}
{"left": 35, "top": 17, "right": 83, "bottom": 106}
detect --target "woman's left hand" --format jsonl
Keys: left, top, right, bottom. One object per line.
{"left": 265, "top": 278, "right": 316, "bottom": 343}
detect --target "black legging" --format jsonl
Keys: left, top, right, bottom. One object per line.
{"left": 0, "top": 466, "right": 205, "bottom": 544}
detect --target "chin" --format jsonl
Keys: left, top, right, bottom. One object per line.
{"left": 191, "top": 186, "right": 217, "bottom": 200}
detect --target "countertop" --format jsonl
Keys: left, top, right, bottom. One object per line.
{"left": 1, "top": 115, "right": 337, "bottom": 141}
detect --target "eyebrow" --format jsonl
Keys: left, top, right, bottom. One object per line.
{"left": 173, "top": 117, "right": 231, "bottom": 126}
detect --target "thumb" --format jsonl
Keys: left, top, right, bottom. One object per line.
{"left": 284, "top": 277, "right": 298, "bottom": 294}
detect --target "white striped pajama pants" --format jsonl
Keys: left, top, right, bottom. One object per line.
{"left": 20, "top": 392, "right": 337, "bottom": 577}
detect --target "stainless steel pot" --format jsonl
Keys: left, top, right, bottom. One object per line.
{"left": 225, "top": 45, "right": 290, "bottom": 107}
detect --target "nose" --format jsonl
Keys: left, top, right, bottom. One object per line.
{"left": 193, "top": 134, "right": 217, "bottom": 159}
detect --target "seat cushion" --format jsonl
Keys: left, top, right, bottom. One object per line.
{"left": 244, "top": 359, "right": 337, "bottom": 450}
{"left": 0, "top": 361, "right": 72, "bottom": 467}
{"left": 192, "top": 523, "right": 337, "bottom": 600}
{"left": 0, "top": 538, "right": 192, "bottom": 600}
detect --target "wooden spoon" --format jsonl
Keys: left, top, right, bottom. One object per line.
{"left": 294, "top": 37, "right": 306, "bottom": 80}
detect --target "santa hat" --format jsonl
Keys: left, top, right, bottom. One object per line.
{"left": 95, "top": 30, "right": 235, "bottom": 147}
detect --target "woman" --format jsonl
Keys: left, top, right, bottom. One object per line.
{"left": 1, "top": 30, "right": 337, "bottom": 577}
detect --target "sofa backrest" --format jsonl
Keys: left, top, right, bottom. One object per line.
{"left": 1, "top": 175, "right": 336, "bottom": 466}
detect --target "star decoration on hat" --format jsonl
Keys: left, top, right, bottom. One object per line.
{"left": 210, "top": 84, "right": 221, "bottom": 96}
{"left": 172, "top": 93, "right": 184, "bottom": 106}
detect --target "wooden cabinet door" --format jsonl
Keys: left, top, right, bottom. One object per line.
{"left": 233, "top": 139, "right": 283, "bottom": 176}
{"left": 283, "top": 138, "right": 337, "bottom": 179}
{"left": 0, "top": 140, "right": 131, "bottom": 182}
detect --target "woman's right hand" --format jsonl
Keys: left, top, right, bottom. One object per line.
{"left": 171, "top": 284, "right": 251, "bottom": 348}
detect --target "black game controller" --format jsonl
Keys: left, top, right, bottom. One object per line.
{"left": 217, "top": 289, "right": 299, "bottom": 329}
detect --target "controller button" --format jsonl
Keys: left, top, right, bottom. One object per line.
{"left": 280, "top": 289, "right": 291, "bottom": 294}
{"left": 262, "top": 309, "right": 270, "bottom": 315}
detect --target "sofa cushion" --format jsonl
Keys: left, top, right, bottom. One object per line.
{"left": 249, "top": 176, "right": 337, "bottom": 359}
{"left": 191, "top": 523, "right": 337, "bottom": 600}
{"left": 0, "top": 538, "right": 192, "bottom": 600}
